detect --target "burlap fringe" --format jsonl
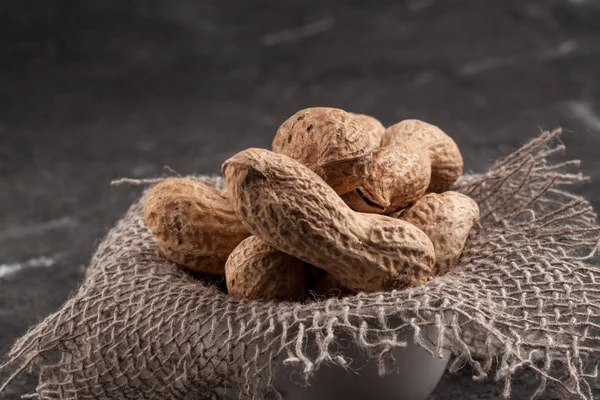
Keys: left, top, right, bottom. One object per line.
{"left": 2, "top": 130, "right": 599, "bottom": 399}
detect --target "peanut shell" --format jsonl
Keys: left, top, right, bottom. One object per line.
{"left": 341, "top": 145, "right": 431, "bottom": 214}
{"left": 381, "top": 119, "right": 463, "bottom": 192}
{"left": 272, "top": 107, "right": 372, "bottom": 195}
{"left": 143, "top": 178, "right": 250, "bottom": 274}
{"left": 400, "top": 191, "right": 479, "bottom": 274}
{"left": 222, "top": 148, "right": 436, "bottom": 292}
{"left": 225, "top": 236, "right": 305, "bottom": 301}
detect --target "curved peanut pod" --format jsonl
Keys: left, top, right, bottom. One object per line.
{"left": 225, "top": 236, "right": 305, "bottom": 301}
{"left": 382, "top": 119, "right": 463, "bottom": 192}
{"left": 400, "top": 191, "right": 479, "bottom": 274}
{"left": 143, "top": 178, "right": 250, "bottom": 274}
{"left": 222, "top": 148, "right": 436, "bottom": 292}
{"left": 341, "top": 146, "right": 431, "bottom": 214}
{"left": 272, "top": 107, "right": 372, "bottom": 195}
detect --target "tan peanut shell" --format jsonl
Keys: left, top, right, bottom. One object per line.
{"left": 349, "top": 112, "right": 385, "bottom": 148}
{"left": 222, "top": 148, "right": 436, "bottom": 292}
{"left": 272, "top": 107, "right": 372, "bottom": 195}
{"left": 341, "top": 145, "right": 431, "bottom": 214}
{"left": 400, "top": 191, "right": 479, "bottom": 274}
{"left": 225, "top": 236, "right": 305, "bottom": 301}
{"left": 143, "top": 178, "right": 250, "bottom": 274}
{"left": 381, "top": 119, "right": 463, "bottom": 192}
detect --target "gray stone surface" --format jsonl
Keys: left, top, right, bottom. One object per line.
{"left": 1, "top": 0, "right": 599, "bottom": 398}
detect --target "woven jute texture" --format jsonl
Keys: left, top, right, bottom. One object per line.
{"left": 1, "top": 131, "right": 599, "bottom": 399}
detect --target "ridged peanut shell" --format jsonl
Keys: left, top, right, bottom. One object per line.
{"left": 400, "top": 191, "right": 479, "bottom": 274}
{"left": 350, "top": 112, "right": 385, "bottom": 148}
{"left": 222, "top": 148, "right": 436, "bottom": 292}
{"left": 272, "top": 107, "right": 372, "bottom": 195}
{"left": 381, "top": 119, "right": 463, "bottom": 192}
{"left": 341, "top": 146, "right": 431, "bottom": 214}
{"left": 143, "top": 178, "right": 250, "bottom": 274}
{"left": 225, "top": 236, "right": 305, "bottom": 301}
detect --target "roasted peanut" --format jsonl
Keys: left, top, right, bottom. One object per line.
{"left": 381, "top": 119, "right": 463, "bottom": 192}
{"left": 225, "top": 236, "right": 305, "bottom": 301}
{"left": 144, "top": 178, "right": 250, "bottom": 274}
{"left": 341, "top": 145, "right": 431, "bottom": 214}
{"left": 400, "top": 191, "right": 479, "bottom": 274}
{"left": 272, "top": 107, "right": 372, "bottom": 195}
{"left": 222, "top": 148, "right": 436, "bottom": 292}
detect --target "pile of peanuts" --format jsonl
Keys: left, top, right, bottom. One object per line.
{"left": 143, "top": 108, "right": 479, "bottom": 301}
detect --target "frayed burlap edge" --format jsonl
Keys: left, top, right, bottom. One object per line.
{"left": 1, "top": 130, "right": 599, "bottom": 399}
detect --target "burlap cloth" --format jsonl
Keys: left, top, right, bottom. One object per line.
{"left": 1, "top": 131, "right": 599, "bottom": 399}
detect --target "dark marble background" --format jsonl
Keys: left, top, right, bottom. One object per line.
{"left": 1, "top": 0, "right": 599, "bottom": 398}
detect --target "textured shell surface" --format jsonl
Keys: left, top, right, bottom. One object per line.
{"left": 143, "top": 177, "right": 250, "bottom": 274}
{"left": 225, "top": 235, "right": 305, "bottom": 301}
{"left": 272, "top": 107, "right": 373, "bottom": 194}
{"left": 381, "top": 119, "right": 463, "bottom": 192}
{"left": 222, "top": 148, "right": 436, "bottom": 292}
{"left": 341, "top": 145, "right": 431, "bottom": 214}
{"left": 400, "top": 191, "right": 479, "bottom": 274}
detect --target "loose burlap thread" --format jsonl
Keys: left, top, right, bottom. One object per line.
{"left": 1, "top": 130, "right": 600, "bottom": 399}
